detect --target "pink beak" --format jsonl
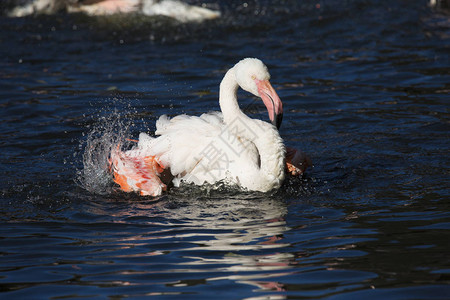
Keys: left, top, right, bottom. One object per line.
{"left": 256, "top": 79, "right": 283, "bottom": 129}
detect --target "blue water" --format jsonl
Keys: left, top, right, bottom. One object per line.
{"left": 1, "top": 0, "right": 449, "bottom": 299}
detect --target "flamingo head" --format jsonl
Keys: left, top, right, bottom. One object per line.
{"left": 234, "top": 58, "right": 284, "bottom": 129}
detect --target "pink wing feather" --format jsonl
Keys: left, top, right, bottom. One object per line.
{"left": 109, "top": 146, "right": 167, "bottom": 196}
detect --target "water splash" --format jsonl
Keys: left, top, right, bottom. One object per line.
{"left": 77, "top": 108, "right": 137, "bottom": 195}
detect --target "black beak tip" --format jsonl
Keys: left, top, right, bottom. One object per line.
{"left": 272, "top": 113, "right": 283, "bottom": 130}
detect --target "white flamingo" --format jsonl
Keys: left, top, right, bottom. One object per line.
{"left": 110, "top": 58, "right": 310, "bottom": 196}
{"left": 8, "top": 0, "right": 221, "bottom": 22}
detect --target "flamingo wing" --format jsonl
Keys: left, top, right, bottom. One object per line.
{"left": 110, "top": 146, "right": 167, "bottom": 196}
{"left": 141, "top": 113, "right": 224, "bottom": 176}
{"left": 151, "top": 112, "right": 260, "bottom": 184}
{"left": 112, "top": 111, "right": 255, "bottom": 194}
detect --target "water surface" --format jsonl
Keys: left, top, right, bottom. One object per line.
{"left": 0, "top": 0, "right": 449, "bottom": 299}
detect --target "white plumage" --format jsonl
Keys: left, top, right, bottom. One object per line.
{"left": 110, "top": 58, "right": 309, "bottom": 196}
{"left": 8, "top": 0, "right": 221, "bottom": 22}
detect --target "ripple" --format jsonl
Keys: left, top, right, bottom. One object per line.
{"left": 0, "top": 0, "right": 449, "bottom": 298}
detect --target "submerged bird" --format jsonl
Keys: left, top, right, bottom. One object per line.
{"left": 110, "top": 58, "right": 311, "bottom": 196}
{"left": 7, "top": 0, "right": 221, "bottom": 22}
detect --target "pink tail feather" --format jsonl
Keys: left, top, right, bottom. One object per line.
{"left": 109, "top": 145, "right": 167, "bottom": 196}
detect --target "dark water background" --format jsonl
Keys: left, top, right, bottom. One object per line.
{"left": 1, "top": 0, "right": 449, "bottom": 298}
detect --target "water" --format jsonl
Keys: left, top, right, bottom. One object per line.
{"left": 1, "top": 0, "right": 449, "bottom": 298}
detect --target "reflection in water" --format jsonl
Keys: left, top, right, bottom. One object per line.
{"left": 84, "top": 194, "right": 295, "bottom": 291}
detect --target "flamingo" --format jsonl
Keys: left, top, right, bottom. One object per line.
{"left": 8, "top": 0, "right": 221, "bottom": 22}
{"left": 110, "top": 58, "right": 311, "bottom": 196}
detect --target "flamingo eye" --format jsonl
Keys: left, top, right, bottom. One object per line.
{"left": 251, "top": 75, "right": 256, "bottom": 80}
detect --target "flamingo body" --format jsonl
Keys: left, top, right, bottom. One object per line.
{"left": 8, "top": 0, "right": 221, "bottom": 22}
{"left": 110, "top": 58, "right": 309, "bottom": 196}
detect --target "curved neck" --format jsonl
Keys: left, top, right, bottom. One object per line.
{"left": 219, "top": 68, "right": 243, "bottom": 124}
{"left": 218, "top": 67, "right": 285, "bottom": 187}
